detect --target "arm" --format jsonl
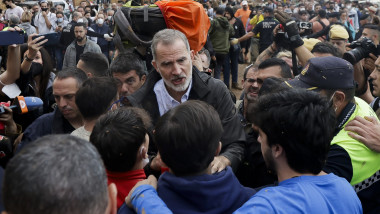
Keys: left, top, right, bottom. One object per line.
{"left": 237, "top": 31, "right": 255, "bottom": 43}
{"left": 126, "top": 175, "right": 173, "bottom": 214}
{"left": 0, "top": 45, "right": 20, "bottom": 92}
{"left": 254, "top": 43, "right": 277, "bottom": 66}
{"left": 42, "top": 11, "right": 53, "bottom": 30}
{"left": 294, "top": 44, "right": 314, "bottom": 67}
{"left": 307, "top": 25, "right": 330, "bottom": 39}
{"left": 20, "top": 34, "right": 48, "bottom": 74}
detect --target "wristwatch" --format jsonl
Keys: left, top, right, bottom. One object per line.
{"left": 24, "top": 55, "right": 34, "bottom": 62}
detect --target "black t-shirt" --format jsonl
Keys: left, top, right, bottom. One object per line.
{"left": 75, "top": 42, "right": 85, "bottom": 64}
{"left": 252, "top": 17, "right": 279, "bottom": 51}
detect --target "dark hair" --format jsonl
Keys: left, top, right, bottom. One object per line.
{"left": 248, "top": 89, "right": 336, "bottom": 174}
{"left": 225, "top": 6, "right": 234, "bottom": 17}
{"left": 318, "top": 9, "right": 327, "bottom": 18}
{"left": 298, "top": 10, "right": 307, "bottom": 15}
{"left": 363, "top": 24, "right": 380, "bottom": 31}
{"left": 55, "top": 68, "right": 88, "bottom": 87}
{"left": 90, "top": 107, "right": 150, "bottom": 172}
{"left": 20, "top": 45, "right": 53, "bottom": 99}
{"left": 216, "top": 6, "right": 225, "bottom": 15}
{"left": 75, "top": 77, "right": 117, "bottom": 120}
{"left": 258, "top": 58, "right": 292, "bottom": 79}
{"left": 154, "top": 100, "right": 223, "bottom": 176}
{"left": 311, "top": 42, "right": 341, "bottom": 57}
{"left": 74, "top": 22, "right": 87, "bottom": 29}
{"left": 50, "top": 7, "right": 56, "bottom": 13}
{"left": 56, "top": 11, "right": 64, "bottom": 16}
{"left": 3, "top": 135, "right": 108, "bottom": 214}
{"left": 79, "top": 52, "right": 109, "bottom": 77}
{"left": 109, "top": 52, "right": 146, "bottom": 79}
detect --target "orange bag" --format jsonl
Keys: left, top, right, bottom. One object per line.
{"left": 155, "top": 0, "right": 210, "bottom": 52}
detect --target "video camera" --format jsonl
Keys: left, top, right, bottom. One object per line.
{"left": 298, "top": 22, "right": 312, "bottom": 30}
{"left": 343, "top": 37, "right": 380, "bottom": 64}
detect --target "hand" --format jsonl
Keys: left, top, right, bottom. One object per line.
{"left": 7, "top": 27, "right": 23, "bottom": 47}
{"left": 230, "top": 38, "right": 239, "bottom": 46}
{"left": 211, "top": 55, "right": 216, "bottom": 61}
{"left": 27, "top": 34, "right": 48, "bottom": 59}
{"left": 241, "top": 48, "right": 246, "bottom": 53}
{"left": 363, "top": 53, "right": 377, "bottom": 72}
{"left": 0, "top": 103, "right": 17, "bottom": 134}
{"left": 192, "top": 52, "right": 203, "bottom": 71}
{"left": 104, "top": 33, "right": 113, "bottom": 41}
{"left": 345, "top": 116, "right": 380, "bottom": 152}
{"left": 150, "top": 153, "right": 166, "bottom": 171}
{"left": 42, "top": 11, "right": 47, "bottom": 17}
{"left": 126, "top": 175, "right": 158, "bottom": 208}
{"left": 210, "top": 155, "right": 231, "bottom": 174}
{"left": 274, "top": 11, "right": 299, "bottom": 37}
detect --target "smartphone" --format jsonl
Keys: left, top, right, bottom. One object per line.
{"left": 0, "top": 31, "right": 25, "bottom": 46}
{"left": 32, "top": 32, "right": 59, "bottom": 46}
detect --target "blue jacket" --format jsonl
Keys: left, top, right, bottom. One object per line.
{"left": 90, "top": 23, "right": 113, "bottom": 52}
{"left": 118, "top": 167, "right": 255, "bottom": 214}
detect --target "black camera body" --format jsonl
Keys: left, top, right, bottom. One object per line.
{"left": 343, "top": 37, "right": 379, "bottom": 64}
{"left": 298, "top": 22, "right": 312, "bottom": 30}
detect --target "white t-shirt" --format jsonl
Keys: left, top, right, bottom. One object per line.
{"left": 34, "top": 12, "right": 57, "bottom": 34}
{"left": 4, "top": 6, "right": 24, "bottom": 20}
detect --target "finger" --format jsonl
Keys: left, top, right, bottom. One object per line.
{"left": 274, "top": 13, "right": 286, "bottom": 24}
{"left": 364, "top": 116, "right": 379, "bottom": 125}
{"left": 344, "top": 125, "right": 367, "bottom": 137}
{"left": 35, "top": 39, "right": 48, "bottom": 47}
{"left": 31, "top": 36, "right": 46, "bottom": 44}
{"left": 369, "top": 53, "right": 378, "bottom": 60}
{"left": 146, "top": 175, "right": 158, "bottom": 189}
{"left": 347, "top": 131, "right": 366, "bottom": 143}
{"left": 211, "top": 164, "right": 218, "bottom": 174}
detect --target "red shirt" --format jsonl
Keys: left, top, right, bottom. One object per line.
{"left": 107, "top": 169, "right": 146, "bottom": 209}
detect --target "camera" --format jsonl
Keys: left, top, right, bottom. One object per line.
{"left": 343, "top": 37, "right": 378, "bottom": 64}
{"left": 298, "top": 22, "right": 312, "bottom": 30}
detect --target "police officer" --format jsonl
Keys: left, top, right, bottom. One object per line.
{"left": 232, "top": 7, "right": 279, "bottom": 53}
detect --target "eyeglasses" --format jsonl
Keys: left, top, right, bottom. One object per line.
{"left": 108, "top": 96, "right": 125, "bottom": 110}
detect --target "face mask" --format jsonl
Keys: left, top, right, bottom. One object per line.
{"left": 5, "top": 5, "right": 11, "bottom": 9}
{"left": 97, "top": 18, "right": 104, "bottom": 25}
{"left": 41, "top": 8, "right": 48, "bottom": 12}
{"left": 108, "top": 16, "right": 112, "bottom": 21}
{"left": 140, "top": 147, "right": 149, "bottom": 167}
{"left": 57, "top": 17, "right": 63, "bottom": 22}
{"left": 29, "top": 62, "right": 43, "bottom": 77}
{"left": 300, "top": 8, "right": 305, "bottom": 11}
{"left": 77, "top": 18, "right": 83, "bottom": 23}
{"left": 346, "top": 4, "right": 351, "bottom": 9}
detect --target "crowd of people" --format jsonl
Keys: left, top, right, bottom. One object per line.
{"left": 0, "top": 0, "right": 379, "bottom": 213}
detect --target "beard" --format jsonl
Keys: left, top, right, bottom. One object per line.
{"left": 263, "top": 146, "right": 277, "bottom": 175}
{"left": 76, "top": 36, "right": 84, "bottom": 42}
{"left": 162, "top": 74, "right": 192, "bottom": 92}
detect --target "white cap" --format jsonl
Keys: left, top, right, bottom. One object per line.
{"left": 242, "top": 1, "right": 248, "bottom": 6}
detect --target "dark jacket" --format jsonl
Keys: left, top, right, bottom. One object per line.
{"left": 127, "top": 68, "right": 245, "bottom": 171}
{"left": 91, "top": 23, "right": 114, "bottom": 52}
{"left": 16, "top": 108, "right": 75, "bottom": 153}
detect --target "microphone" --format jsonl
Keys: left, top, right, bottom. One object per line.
{"left": 0, "top": 96, "right": 43, "bottom": 114}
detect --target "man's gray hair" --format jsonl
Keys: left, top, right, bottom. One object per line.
{"left": 9, "top": 14, "right": 20, "bottom": 25}
{"left": 151, "top": 29, "right": 190, "bottom": 60}
{"left": 3, "top": 135, "right": 109, "bottom": 214}
{"left": 73, "top": 11, "right": 81, "bottom": 19}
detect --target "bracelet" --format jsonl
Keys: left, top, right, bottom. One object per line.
{"left": 24, "top": 55, "right": 34, "bottom": 62}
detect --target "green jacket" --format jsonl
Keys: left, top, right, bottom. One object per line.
{"left": 208, "top": 16, "right": 234, "bottom": 54}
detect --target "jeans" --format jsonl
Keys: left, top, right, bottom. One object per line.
{"left": 213, "top": 53, "right": 227, "bottom": 81}
{"left": 55, "top": 47, "right": 63, "bottom": 71}
{"left": 223, "top": 45, "right": 240, "bottom": 87}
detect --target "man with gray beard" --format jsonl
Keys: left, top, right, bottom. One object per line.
{"left": 127, "top": 29, "right": 245, "bottom": 176}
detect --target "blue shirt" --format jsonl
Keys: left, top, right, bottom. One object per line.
{"left": 153, "top": 79, "right": 192, "bottom": 116}
{"left": 233, "top": 173, "right": 362, "bottom": 214}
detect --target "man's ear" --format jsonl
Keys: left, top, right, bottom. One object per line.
{"left": 333, "top": 90, "right": 346, "bottom": 110}
{"left": 105, "top": 183, "right": 117, "bottom": 214}
{"left": 190, "top": 50, "right": 195, "bottom": 61}
{"left": 215, "top": 142, "right": 222, "bottom": 156}
{"left": 140, "top": 74, "right": 146, "bottom": 84}
{"left": 271, "top": 144, "right": 283, "bottom": 159}
{"left": 152, "top": 60, "right": 158, "bottom": 72}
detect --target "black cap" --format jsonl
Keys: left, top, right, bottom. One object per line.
{"left": 263, "top": 7, "right": 273, "bottom": 13}
{"left": 285, "top": 56, "right": 355, "bottom": 90}
{"left": 360, "top": 13, "right": 370, "bottom": 20}
{"left": 328, "top": 12, "right": 340, "bottom": 18}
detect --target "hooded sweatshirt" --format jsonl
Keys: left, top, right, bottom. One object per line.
{"left": 19, "top": 22, "right": 37, "bottom": 36}
{"left": 157, "top": 167, "right": 256, "bottom": 214}
{"left": 208, "top": 16, "right": 235, "bottom": 54}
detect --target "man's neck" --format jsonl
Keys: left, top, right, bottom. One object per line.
{"left": 68, "top": 117, "right": 84, "bottom": 129}
{"left": 276, "top": 163, "right": 321, "bottom": 182}
{"left": 77, "top": 37, "right": 87, "bottom": 46}
{"left": 83, "top": 118, "right": 97, "bottom": 132}
{"left": 11, "top": 3, "right": 15, "bottom": 8}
